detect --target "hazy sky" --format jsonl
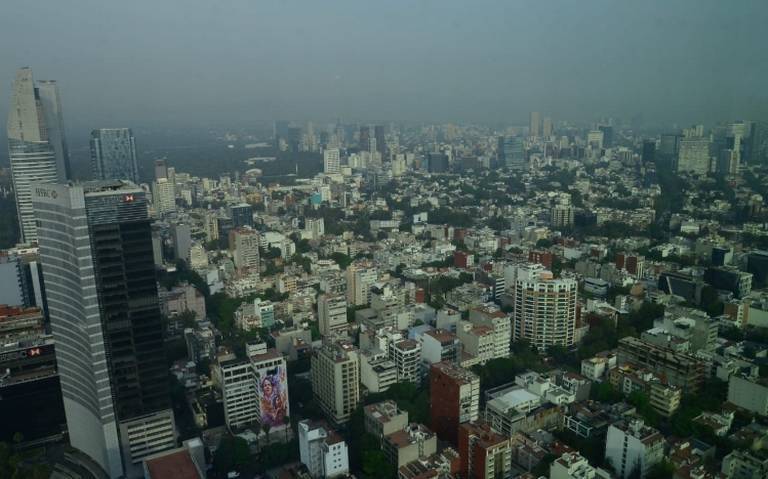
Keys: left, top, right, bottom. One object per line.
{"left": 1, "top": 0, "right": 767, "bottom": 131}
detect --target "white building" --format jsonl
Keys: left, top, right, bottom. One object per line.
{"left": 229, "top": 228, "right": 260, "bottom": 271}
{"left": 512, "top": 265, "right": 577, "bottom": 353}
{"left": 152, "top": 178, "right": 176, "bottom": 216}
{"left": 727, "top": 374, "right": 768, "bottom": 416}
{"left": 392, "top": 339, "right": 422, "bottom": 384}
{"left": 298, "top": 420, "right": 349, "bottom": 478}
{"left": 311, "top": 341, "right": 360, "bottom": 425}
{"left": 323, "top": 148, "right": 341, "bottom": 174}
{"left": 346, "top": 263, "right": 377, "bottom": 306}
{"left": 550, "top": 452, "right": 611, "bottom": 479}
{"left": 318, "top": 294, "right": 348, "bottom": 337}
{"left": 218, "top": 357, "right": 259, "bottom": 430}
{"left": 604, "top": 420, "right": 664, "bottom": 479}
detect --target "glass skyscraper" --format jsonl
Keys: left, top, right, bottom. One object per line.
{"left": 6, "top": 68, "right": 70, "bottom": 243}
{"left": 91, "top": 128, "right": 139, "bottom": 183}
{"left": 33, "top": 181, "right": 175, "bottom": 478}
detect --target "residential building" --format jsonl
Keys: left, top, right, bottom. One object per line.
{"left": 229, "top": 203, "right": 254, "bottom": 228}
{"left": 347, "top": 262, "right": 377, "bottom": 306}
{"left": 392, "top": 339, "right": 422, "bottom": 384}
{"left": 512, "top": 265, "right": 578, "bottom": 352}
{"left": 298, "top": 420, "right": 350, "bottom": 478}
{"left": 324, "top": 148, "right": 341, "bottom": 174}
{"left": 152, "top": 177, "right": 176, "bottom": 216}
{"left": 229, "top": 227, "right": 260, "bottom": 271}
{"left": 218, "top": 357, "right": 259, "bottom": 430}
{"left": 617, "top": 337, "right": 706, "bottom": 393}
{"left": 383, "top": 423, "right": 438, "bottom": 468}
{"left": 311, "top": 341, "right": 360, "bottom": 425}
{"left": 727, "top": 374, "right": 768, "bottom": 416}
{"left": 457, "top": 421, "right": 512, "bottom": 479}
{"left": 721, "top": 449, "right": 768, "bottom": 479}
{"left": 604, "top": 420, "right": 664, "bottom": 479}
{"left": 550, "top": 452, "right": 611, "bottom": 479}
{"left": 318, "top": 294, "right": 348, "bottom": 337}
{"left": 364, "top": 401, "right": 409, "bottom": 442}
{"left": 430, "top": 361, "right": 480, "bottom": 444}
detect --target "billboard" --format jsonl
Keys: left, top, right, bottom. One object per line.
{"left": 258, "top": 365, "right": 289, "bottom": 428}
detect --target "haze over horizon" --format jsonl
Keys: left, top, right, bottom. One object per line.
{"left": 1, "top": 0, "right": 767, "bottom": 135}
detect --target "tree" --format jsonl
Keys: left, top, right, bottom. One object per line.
{"left": 213, "top": 436, "right": 251, "bottom": 474}
{"left": 331, "top": 252, "right": 353, "bottom": 270}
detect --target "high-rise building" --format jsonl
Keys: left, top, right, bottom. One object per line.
{"left": 346, "top": 262, "right": 377, "bottom": 306}
{"left": 91, "top": 128, "right": 139, "bottom": 183}
{"left": 598, "top": 125, "right": 614, "bottom": 148}
{"left": 457, "top": 422, "right": 512, "bottom": 479}
{"left": 152, "top": 178, "right": 176, "bottom": 216}
{"left": 323, "top": 148, "right": 341, "bottom": 174}
{"left": 542, "top": 117, "right": 553, "bottom": 138}
{"left": 677, "top": 128, "right": 711, "bottom": 175}
{"left": 642, "top": 140, "right": 656, "bottom": 163}
{"left": 529, "top": 111, "right": 541, "bottom": 137}
{"left": 497, "top": 136, "right": 525, "bottom": 169}
{"left": 311, "top": 341, "right": 360, "bottom": 425}
{"left": 427, "top": 152, "right": 450, "bottom": 173}
{"left": 7, "top": 68, "right": 70, "bottom": 243}
{"left": 749, "top": 120, "right": 768, "bottom": 165}
{"left": 33, "top": 181, "right": 175, "bottom": 478}
{"left": 511, "top": 265, "right": 577, "bottom": 353}
{"left": 229, "top": 227, "right": 260, "bottom": 272}
{"left": 604, "top": 420, "right": 664, "bottom": 479}
{"left": 154, "top": 159, "right": 168, "bottom": 180}
{"left": 587, "top": 130, "right": 604, "bottom": 150}
{"left": 229, "top": 203, "right": 254, "bottom": 228}
{"left": 374, "top": 125, "right": 386, "bottom": 155}
{"left": 658, "top": 133, "right": 681, "bottom": 166}
{"left": 171, "top": 223, "right": 192, "bottom": 263}
{"left": 429, "top": 362, "right": 480, "bottom": 444}
{"left": 318, "top": 294, "right": 348, "bottom": 337}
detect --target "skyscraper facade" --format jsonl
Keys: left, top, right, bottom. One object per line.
{"left": 6, "top": 68, "right": 70, "bottom": 243}
{"left": 91, "top": 128, "right": 139, "bottom": 183}
{"left": 498, "top": 136, "right": 526, "bottom": 169}
{"left": 529, "top": 111, "right": 541, "bottom": 137}
{"left": 324, "top": 148, "right": 341, "bottom": 174}
{"left": 33, "top": 181, "right": 175, "bottom": 478}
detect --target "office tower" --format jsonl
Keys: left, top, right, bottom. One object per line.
{"left": 286, "top": 126, "right": 302, "bottom": 153}
{"left": 323, "top": 148, "right": 341, "bottom": 174}
{"left": 497, "top": 136, "right": 525, "bottom": 170}
{"left": 746, "top": 251, "right": 768, "bottom": 288}
{"left": 228, "top": 227, "right": 260, "bottom": 271}
{"left": 374, "top": 125, "right": 386, "bottom": 155}
{"left": 542, "top": 117, "right": 553, "bottom": 138}
{"left": 457, "top": 422, "right": 512, "bottom": 479}
{"left": 598, "top": 125, "right": 614, "bottom": 148}
{"left": 604, "top": 420, "right": 664, "bottom": 479}
{"left": 274, "top": 120, "right": 291, "bottom": 150}
{"left": 587, "top": 130, "right": 604, "bottom": 150}
{"left": 0, "top": 251, "right": 35, "bottom": 307}
{"left": 427, "top": 152, "right": 450, "bottom": 173}
{"left": 152, "top": 177, "right": 176, "bottom": 215}
{"left": 91, "top": 128, "right": 139, "bottom": 183}
{"left": 429, "top": 362, "right": 480, "bottom": 444}
{"left": 229, "top": 203, "right": 254, "bottom": 228}
{"left": 171, "top": 223, "right": 192, "bottom": 263}
{"left": 0, "top": 305, "right": 65, "bottom": 443}
{"left": 36, "top": 80, "right": 71, "bottom": 181}
{"left": 154, "top": 159, "right": 168, "bottom": 180}
{"left": 642, "top": 140, "right": 656, "bottom": 163}
{"left": 359, "top": 125, "right": 372, "bottom": 152}
{"left": 717, "top": 148, "right": 739, "bottom": 177}
{"left": 33, "top": 181, "right": 175, "bottom": 478}
{"left": 318, "top": 294, "right": 348, "bottom": 337}
{"left": 7, "top": 68, "right": 70, "bottom": 243}
{"left": 311, "top": 341, "right": 360, "bottom": 425}
{"left": 298, "top": 420, "right": 350, "bottom": 478}
{"left": 749, "top": 120, "right": 768, "bottom": 165}
{"left": 658, "top": 133, "right": 680, "bottom": 166}
{"left": 511, "top": 265, "right": 577, "bottom": 353}
{"left": 529, "top": 111, "right": 541, "bottom": 137}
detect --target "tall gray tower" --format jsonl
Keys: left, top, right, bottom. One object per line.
{"left": 6, "top": 68, "right": 70, "bottom": 243}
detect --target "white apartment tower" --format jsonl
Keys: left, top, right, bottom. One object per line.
{"left": 311, "top": 341, "right": 360, "bottom": 425}
{"left": 512, "top": 265, "right": 578, "bottom": 353}
{"left": 323, "top": 148, "right": 341, "bottom": 174}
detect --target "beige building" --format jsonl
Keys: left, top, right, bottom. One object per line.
{"left": 382, "top": 423, "right": 437, "bottom": 468}
{"left": 311, "top": 341, "right": 360, "bottom": 425}
{"left": 229, "top": 227, "right": 260, "bottom": 271}
{"left": 512, "top": 265, "right": 577, "bottom": 353}
{"left": 364, "top": 400, "right": 409, "bottom": 442}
